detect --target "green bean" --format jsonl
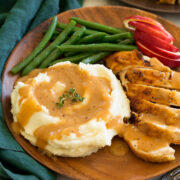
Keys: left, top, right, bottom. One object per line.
{"left": 64, "top": 33, "right": 133, "bottom": 58}
{"left": 58, "top": 43, "right": 137, "bottom": 52}
{"left": 50, "top": 52, "right": 92, "bottom": 66}
{"left": 45, "top": 30, "right": 62, "bottom": 41}
{"left": 57, "top": 22, "right": 100, "bottom": 35}
{"left": 21, "top": 20, "right": 76, "bottom": 76}
{"left": 71, "top": 17, "right": 126, "bottom": 34}
{"left": 64, "top": 52, "right": 77, "bottom": 58}
{"left": 44, "top": 30, "right": 60, "bottom": 35}
{"left": 11, "top": 16, "right": 57, "bottom": 74}
{"left": 50, "top": 31, "right": 60, "bottom": 40}
{"left": 64, "top": 32, "right": 106, "bottom": 57}
{"left": 81, "top": 52, "right": 110, "bottom": 64}
{"left": 118, "top": 38, "right": 135, "bottom": 45}
{"left": 62, "top": 27, "right": 86, "bottom": 45}
{"left": 39, "top": 27, "right": 86, "bottom": 68}
{"left": 77, "top": 32, "right": 106, "bottom": 44}
{"left": 52, "top": 27, "right": 106, "bottom": 44}
{"left": 102, "top": 32, "right": 132, "bottom": 43}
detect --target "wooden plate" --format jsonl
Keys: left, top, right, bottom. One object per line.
{"left": 2, "top": 6, "right": 180, "bottom": 180}
{"left": 121, "top": 0, "right": 180, "bottom": 13}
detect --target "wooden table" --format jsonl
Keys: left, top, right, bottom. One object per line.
{"left": 57, "top": 0, "right": 180, "bottom": 179}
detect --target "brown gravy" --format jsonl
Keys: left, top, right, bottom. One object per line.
{"left": 14, "top": 63, "right": 115, "bottom": 149}
{"left": 109, "top": 138, "right": 129, "bottom": 156}
{"left": 124, "top": 124, "right": 169, "bottom": 152}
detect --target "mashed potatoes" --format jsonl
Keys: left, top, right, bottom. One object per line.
{"left": 11, "top": 62, "right": 130, "bottom": 157}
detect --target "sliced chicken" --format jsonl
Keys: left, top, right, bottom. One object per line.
{"left": 137, "top": 114, "right": 180, "bottom": 144}
{"left": 105, "top": 50, "right": 145, "bottom": 73}
{"left": 106, "top": 50, "right": 171, "bottom": 73}
{"left": 123, "top": 124, "right": 175, "bottom": 162}
{"left": 130, "top": 98, "right": 180, "bottom": 125}
{"left": 125, "top": 84, "right": 180, "bottom": 107}
{"left": 120, "top": 67, "right": 180, "bottom": 91}
{"left": 143, "top": 56, "right": 171, "bottom": 72}
{"left": 129, "top": 111, "right": 180, "bottom": 144}
{"left": 105, "top": 50, "right": 180, "bottom": 162}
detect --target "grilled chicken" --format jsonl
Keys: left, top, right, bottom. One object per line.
{"left": 123, "top": 124, "right": 175, "bottom": 162}
{"left": 126, "top": 84, "right": 180, "bottom": 107}
{"left": 105, "top": 50, "right": 180, "bottom": 162}
{"left": 106, "top": 50, "right": 170, "bottom": 73}
{"left": 120, "top": 67, "right": 180, "bottom": 90}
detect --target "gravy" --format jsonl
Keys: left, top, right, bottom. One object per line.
{"left": 109, "top": 138, "right": 129, "bottom": 156}
{"left": 14, "top": 64, "right": 114, "bottom": 149}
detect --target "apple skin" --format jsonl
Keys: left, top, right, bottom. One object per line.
{"left": 129, "top": 21, "right": 173, "bottom": 44}
{"left": 138, "top": 40, "right": 180, "bottom": 59}
{"left": 134, "top": 30, "right": 179, "bottom": 52}
{"left": 137, "top": 41, "right": 180, "bottom": 68}
{"left": 124, "top": 15, "right": 174, "bottom": 43}
{"left": 124, "top": 15, "right": 165, "bottom": 28}
{"left": 123, "top": 15, "right": 180, "bottom": 68}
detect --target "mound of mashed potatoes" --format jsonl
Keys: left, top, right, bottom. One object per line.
{"left": 11, "top": 62, "right": 130, "bottom": 157}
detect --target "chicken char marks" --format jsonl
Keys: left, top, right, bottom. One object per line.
{"left": 106, "top": 50, "right": 180, "bottom": 162}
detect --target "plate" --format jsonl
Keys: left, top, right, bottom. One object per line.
{"left": 2, "top": 6, "right": 180, "bottom": 180}
{"left": 121, "top": 0, "right": 180, "bottom": 13}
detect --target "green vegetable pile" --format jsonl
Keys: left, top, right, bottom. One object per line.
{"left": 11, "top": 16, "right": 137, "bottom": 76}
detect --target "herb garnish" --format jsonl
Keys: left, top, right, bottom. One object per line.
{"left": 57, "top": 88, "right": 85, "bottom": 108}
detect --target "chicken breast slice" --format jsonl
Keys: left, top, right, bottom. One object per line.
{"left": 130, "top": 112, "right": 180, "bottom": 144}
{"left": 105, "top": 50, "right": 170, "bottom": 73}
{"left": 123, "top": 124, "right": 175, "bottom": 162}
{"left": 119, "top": 67, "right": 180, "bottom": 90}
{"left": 126, "top": 84, "right": 180, "bottom": 107}
{"left": 105, "top": 50, "right": 145, "bottom": 73}
{"left": 129, "top": 98, "right": 180, "bottom": 126}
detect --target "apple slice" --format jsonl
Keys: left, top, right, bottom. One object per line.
{"left": 134, "top": 30, "right": 179, "bottom": 52}
{"left": 129, "top": 21, "right": 173, "bottom": 43}
{"left": 124, "top": 15, "right": 165, "bottom": 29}
{"left": 124, "top": 15, "right": 174, "bottom": 43}
{"left": 137, "top": 41, "right": 180, "bottom": 68}
{"left": 138, "top": 41, "right": 180, "bottom": 59}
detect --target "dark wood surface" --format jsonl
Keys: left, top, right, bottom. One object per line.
{"left": 2, "top": 6, "right": 180, "bottom": 180}
{"left": 121, "top": 0, "right": 180, "bottom": 13}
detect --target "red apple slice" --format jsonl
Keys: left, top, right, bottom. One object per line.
{"left": 134, "top": 30, "right": 178, "bottom": 52}
{"left": 123, "top": 15, "right": 174, "bottom": 43}
{"left": 138, "top": 40, "right": 180, "bottom": 59}
{"left": 137, "top": 41, "right": 180, "bottom": 68}
{"left": 124, "top": 15, "right": 165, "bottom": 29}
{"left": 129, "top": 21, "right": 174, "bottom": 43}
